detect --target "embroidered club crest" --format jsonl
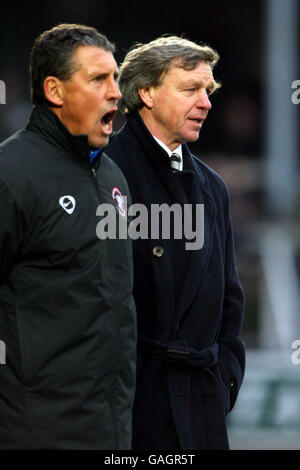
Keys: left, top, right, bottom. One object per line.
{"left": 112, "top": 187, "right": 126, "bottom": 217}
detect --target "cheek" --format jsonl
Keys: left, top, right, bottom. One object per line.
{"left": 73, "top": 88, "right": 99, "bottom": 110}
{"left": 153, "top": 95, "right": 182, "bottom": 130}
{"left": 80, "top": 99, "right": 100, "bottom": 124}
{"left": 174, "top": 107, "right": 189, "bottom": 130}
{"left": 166, "top": 98, "right": 188, "bottom": 126}
{"left": 64, "top": 92, "right": 85, "bottom": 117}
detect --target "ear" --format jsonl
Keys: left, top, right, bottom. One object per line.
{"left": 43, "top": 76, "right": 64, "bottom": 106}
{"left": 138, "top": 87, "right": 154, "bottom": 109}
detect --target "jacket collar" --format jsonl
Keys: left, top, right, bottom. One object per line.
{"left": 125, "top": 111, "right": 205, "bottom": 183}
{"left": 126, "top": 111, "right": 171, "bottom": 172}
{"left": 26, "top": 105, "right": 91, "bottom": 164}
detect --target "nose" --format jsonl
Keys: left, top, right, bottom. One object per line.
{"left": 106, "top": 78, "right": 122, "bottom": 101}
{"left": 195, "top": 89, "right": 212, "bottom": 110}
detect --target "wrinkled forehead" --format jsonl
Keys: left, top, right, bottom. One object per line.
{"left": 164, "top": 59, "right": 215, "bottom": 84}
{"left": 72, "top": 45, "right": 117, "bottom": 74}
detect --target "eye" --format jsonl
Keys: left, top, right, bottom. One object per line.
{"left": 92, "top": 73, "right": 108, "bottom": 82}
{"left": 206, "top": 88, "right": 213, "bottom": 96}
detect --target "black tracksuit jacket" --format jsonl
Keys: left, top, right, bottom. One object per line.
{"left": 0, "top": 105, "right": 136, "bottom": 449}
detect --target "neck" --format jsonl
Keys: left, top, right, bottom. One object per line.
{"left": 138, "top": 108, "right": 180, "bottom": 152}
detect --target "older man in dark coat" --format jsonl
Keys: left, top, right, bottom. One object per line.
{"left": 106, "top": 36, "right": 245, "bottom": 450}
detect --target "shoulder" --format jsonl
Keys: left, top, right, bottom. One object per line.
{"left": 0, "top": 129, "right": 27, "bottom": 158}
{"left": 101, "top": 150, "right": 126, "bottom": 176}
{"left": 107, "top": 125, "right": 136, "bottom": 152}
{"left": 105, "top": 127, "right": 138, "bottom": 175}
{"left": 0, "top": 129, "right": 38, "bottom": 184}
{"left": 101, "top": 151, "right": 131, "bottom": 197}
{"left": 0, "top": 126, "right": 41, "bottom": 152}
{"left": 191, "top": 152, "right": 230, "bottom": 202}
{"left": 0, "top": 128, "right": 43, "bottom": 167}
{"left": 189, "top": 152, "right": 232, "bottom": 228}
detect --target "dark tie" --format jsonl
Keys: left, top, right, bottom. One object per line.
{"left": 170, "top": 152, "right": 181, "bottom": 171}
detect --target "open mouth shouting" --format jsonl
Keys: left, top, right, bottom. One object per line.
{"left": 100, "top": 108, "right": 118, "bottom": 135}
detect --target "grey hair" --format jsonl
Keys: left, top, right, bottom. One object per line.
{"left": 118, "top": 36, "right": 220, "bottom": 114}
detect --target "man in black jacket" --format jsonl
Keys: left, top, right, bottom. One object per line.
{"left": 106, "top": 36, "right": 245, "bottom": 450}
{"left": 0, "top": 24, "right": 136, "bottom": 450}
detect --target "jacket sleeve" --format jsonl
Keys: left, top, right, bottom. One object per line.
{"left": 217, "top": 189, "right": 246, "bottom": 413}
{"left": 0, "top": 178, "right": 24, "bottom": 284}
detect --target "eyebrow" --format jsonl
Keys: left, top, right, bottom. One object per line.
{"left": 88, "top": 70, "right": 119, "bottom": 80}
{"left": 182, "top": 79, "right": 217, "bottom": 92}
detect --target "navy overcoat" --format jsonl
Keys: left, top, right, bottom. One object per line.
{"left": 106, "top": 111, "right": 245, "bottom": 450}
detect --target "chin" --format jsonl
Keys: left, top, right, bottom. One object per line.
{"left": 89, "top": 136, "right": 109, "bottom": 149}
{"left": 183, "top": 133, "right": 200, "bottom": 143}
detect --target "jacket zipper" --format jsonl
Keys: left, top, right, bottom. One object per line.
{"left": 91, "top": 166, "right": 102, "bottom": 201}
{"left": 91, "top": 160, "right": 121, "bottom": 447}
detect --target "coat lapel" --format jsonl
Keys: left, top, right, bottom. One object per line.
{"left": 123, "top": 113, "right": 217, "bottom": 332}
{"left": 170, "top": 149, "right": 217, "bottom": 332}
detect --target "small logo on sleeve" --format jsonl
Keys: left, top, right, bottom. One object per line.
{"left": 112, "top": 187, "right": 126, "bottom": 217}
{"left": 59, "top": 196, "right": 76, "bottom": 214}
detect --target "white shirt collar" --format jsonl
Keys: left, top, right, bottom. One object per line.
{"left": 153, "top": 136, "right": 183, "bottom": 171}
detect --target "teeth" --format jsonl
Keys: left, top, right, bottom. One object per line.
{"left": 104, "top": 123, "right": 109, "bottom": 130}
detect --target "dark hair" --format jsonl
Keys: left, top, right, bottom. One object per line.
{"left": 30, "top": 23, "right": 115, "bottom": 106}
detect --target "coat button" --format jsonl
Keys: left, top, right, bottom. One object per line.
{"left": 153, "top": 246, "right": 164, "bottom": 258}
